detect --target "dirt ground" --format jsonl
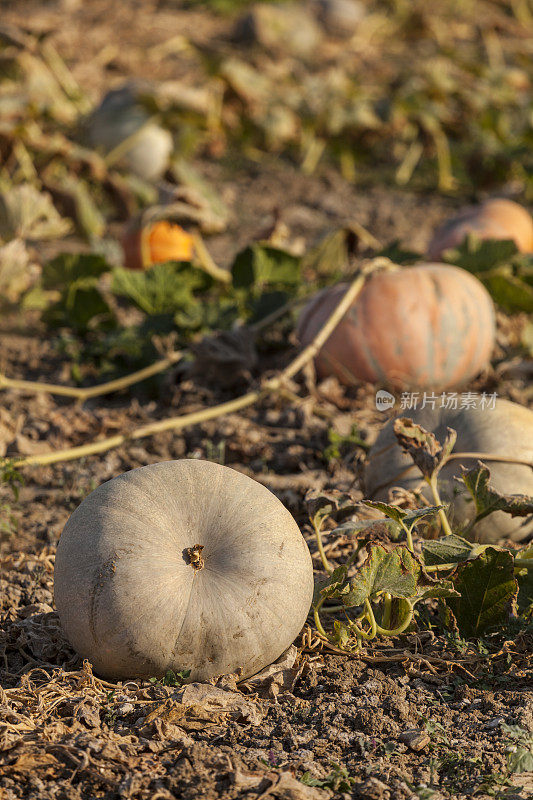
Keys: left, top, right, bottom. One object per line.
{"left": 1, "top": 1, "right": 533, "bottom": 799}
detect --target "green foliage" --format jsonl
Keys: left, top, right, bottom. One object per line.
{"left": 112, "top": 261, "right": 211, "bottom": 316}
{"left": 515, "top": 545, "right": 533, "bottom": 616}
{"left": 327, "top": 545, "right": 420, "bottom": 607}
{"left": 312, "top": 428, "right": 533, "bottom": 648}
{"left": 306, "top": 490, "right": 358, "bottom": 533}
{"left": 364, "top": 501, "right": 443, "bottom": 532}
{"left": 375, "top": 240, "right": 421, "bottom": 265}
{"left": 41, "top": 253, "right": 114, "bottom": 332}
{"left": 460, "top": 463, "right": 533, "bottom": 525}
{"left": 0, "top": 459, "right": 24, "bottom": 501}
{"left": 442, "top": 238, "right": 533, "bottom": 313}
{"left": 421, "top": 534, "right": 474, "bottom": 567}
{"left": 149, "top": 669, "right": 191, "bottom": 687}
{"left": 324, "top": 424, "right": 369, "bottom": 461}
{"left": 330, "top": 517, "right": 402, "bottom": 541}
{"left": 232, "top": 243, "right": 300, "bottom": 290}
{"left": 446, "top": 548, "right": 517, "bottom": 637}
{"left": 231, "top": 243, "right": 301, "bottom": 322}
{"left": 300, "top": 763, "right": 354, "bottom": 792}
{"left": 0, "top": 503, "right": 17, "bottom": 539}
{"left": 502, "top": 724, "right": 533, "bottom": 774}
{"left": 301, "top": 229, "right": 353, "bottom": 278}
{"left": 32, "top": 242, "right": 306, "bottom": 380}
{"left": 443, "top": 237, "right": 519, "bottom": 274}
{"left": 42, "top": 253, "right": 110, "bottom": 290}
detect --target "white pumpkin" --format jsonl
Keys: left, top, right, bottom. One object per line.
{"left": 85, "top": 85, "right": 172, "bottom": 182}
{"left": 54, "top": 460, "right": 313, "bottom": 681}
{"left": 364, "top": 399, "right": 533, "bottom": 543}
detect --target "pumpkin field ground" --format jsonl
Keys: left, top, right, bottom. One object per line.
{"left": 1, "top": 1, "right": 533, "bottom": 798}
{"left": 2, "top": 198, "right": 532, "bottom": 798}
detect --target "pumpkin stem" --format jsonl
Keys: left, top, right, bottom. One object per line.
{"left": 426, "top": 476, "right": 454, "bottom": 538}
{"left": 186, "top": 544, "right": 205, "bottom": 570}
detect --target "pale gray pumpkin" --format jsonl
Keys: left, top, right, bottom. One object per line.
{"left": 364, "top": 399, "right": 533, "bottom": 543}
{"left": 54, "top": 460, "right": 313, "bottom": 681}
{"left": 85, "top": 85, "right": 172, "bottom": 182}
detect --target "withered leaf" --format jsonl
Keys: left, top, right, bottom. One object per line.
{"left": 393, "top": 417, "right": 456, "bottom": 480}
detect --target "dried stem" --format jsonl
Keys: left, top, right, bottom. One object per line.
{"left": 192, "top": 233, "right": 231, "bottom": 284}
{"left": 12, "top": 263, "right": 384, "bottom": 469}
{"left": 426, "top": 475, "right": 454, "bottom": 537}
{"left": 445, "top": 451, "right": 533, "bottom": 469}
{"left": 0, "top": 352, "right": 182, "bottom": 401}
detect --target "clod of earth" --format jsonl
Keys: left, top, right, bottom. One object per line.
{"left": 296, "top": 263, "right": 495, "bottom": 391}
{"left": 53, "top": 459, "right": 314, "bottom": 681}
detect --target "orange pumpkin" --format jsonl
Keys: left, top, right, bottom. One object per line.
{"left": 296, "top": 263, "right": 495, "bottom": 391}
{"left": 122, "top": 220, "right": 195, "bottom": 270}
{"left": 428, "top": 199, "right": 533, "bottom": 260}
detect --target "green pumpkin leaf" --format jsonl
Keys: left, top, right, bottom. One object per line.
{"left": 402, "top": 506, "right": 444, "bottom": 529}
{"left": 363, "top": 501, "right": 442, "bottom": 532}
{"left": 306, "top": 490, "right": 359, "bottom": 529}
{"left": 301, "top": 228, "right": 351, "bottom": 277}
{"left": 43, "top": 285, "right": 113, "bottom": 332}
{"left": 376, "top": 239, "right": 421, "bottom": 265}
{"left": 422, "top": 534, "right": 475, "bottom": 567}
{"left": 442, "top": 236, "right": 533, "bottom": 312}
{"left": 446, "top": 547, "right": 517, "bottom": 637}
{"left": 362, "top": 500, "right": 407, "bottom": 524}
{"left": 42, "top": 253, "right": 111, "bottom": 289}
{"left": 41, "top": 253, "right": 114, "bottom": 332}
{"left": 343, "top": 544, "right": 420, "bottom": 607}
{"left": 460, "top": 463, "right": 533, "bottom": 524}
{"left": 331, "top": 518, "right": 403, "bottom": 540}
{"left": 112, "top": 261, "right": 209, "bottom": 316}
{"left": 502, "top": 724, "right": 533, "bottom": 774}
{"left": 251, "top": 290, "right": 290, "bottom": 322}
{"left": 332, "top": 620, "right": 351, "bottom": 648}
{"left": 315, "top": 563, "right": 352, "bottom": 603}
{"left": 507, "top": 747, "right": 533, "bottom": 774}
{"left": 482, "top": 268, "right": 533, "bottom": 313}
{"left": 231, "top": 243, "right": 300, "bottom": 290}
{"left": 516, "top": 544, "right": 533, "bottom": 615}
{"left": 414, "top": 580, "right": 460, "bottom": 603}
{"left": 441, "top": 236, "right": 519, "bottom": 273}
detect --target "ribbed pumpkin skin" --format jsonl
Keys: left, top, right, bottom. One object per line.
{"left": 297, "top": 264, "right": 495, "bottom": 391}
{"left": 428, "top": 199, "right": 533, "bottom": 260}
{"left": 364, "top": 399, "right": 533, "bottom": 543}
{"left": 54, "top": 460, "right": 313, "bottom": 681}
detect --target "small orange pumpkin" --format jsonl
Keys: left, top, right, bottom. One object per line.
{"left": 296, "top": 263, "right": 495, "bottom": 391}
{"left": 122, "top": 220, "right": 195, "bottom": 270}
{"left": 428, "top": 199, "right": 533, "bottom": 260}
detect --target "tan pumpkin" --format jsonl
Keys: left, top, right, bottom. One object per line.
{"left": 364, "top": 399, "right": 533, "bottom": 543}
{"left": 122, "top": 220, "right": 195, "bottom": 270}
{"left": 428, "top": 199, "right": 533, "bottom": 260}
{"left": 296, "top": 264, "right": 495, "bottom": 391}
{"left": 54, "top": 460, "right": 313, "bottom": 681}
